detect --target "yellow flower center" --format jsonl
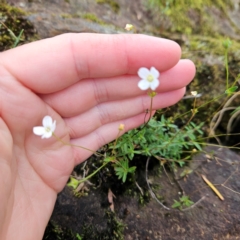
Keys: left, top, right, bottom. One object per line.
{"left": 147, "top": 74, "right": 154, "bottom": 82}
{"left": 45, "top": 127, "right": 51, "bottom": 132}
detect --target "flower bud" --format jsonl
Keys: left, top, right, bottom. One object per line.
{"left": 118, "top": 124, "right": 125, "bottom": 131}
{"left": 125, "top": 24, "right": 134, "bottom": 31}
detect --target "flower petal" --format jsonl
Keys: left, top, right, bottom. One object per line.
{"left": 42, "top": 116, "right": 53, "bottom": 127}
{"left": 138, "top": 80, "right": 150, "bottom": 90}
{"left": 150, "top": 79, "right": 160, "bottom": 90}
{"left": 138, "top": 68, "right": 150, "bottom": 79}
{"left": 150, "top": 67, "right": 160, "bottom": 79}
{"left": 51, "top": 120, "right": 56, "bottom": 132}
{"left": 33, "top": 126, "right": 45, "bottom": 136}
{"left": 42, "top": 131, "right": 53, "bottom": 139}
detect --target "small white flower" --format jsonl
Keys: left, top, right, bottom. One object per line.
{"left": 138, "top": 67, "right": 160, "bottom": 91}
{"left": 191, "top": 91, "right": 198, "bottom": 96}
{"left": 125, "top": 24, "right": 134, "bottom": 31}
{"left": 33, "top": 115, "right": 56, "bottom": 139}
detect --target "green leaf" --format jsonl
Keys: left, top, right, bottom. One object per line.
{"left": 172, "top": 200, "right": 181, "bottom": 209}
{"left": 122, "top": 172, "right": 127, "bottom": 182}
{"left": 128, "top": 166, "right": 136, "bottom": 173}
{"left": 76, "top": 233, "right": 82, "bottom": 240}
{"left": 180, "top": 195, "right": 194, "bottom": 207}
{"left": 225, "top": 86, "right": 238, "bottom": 94}
{"left": 13, "top": 29, "right": 24, "bottom": 48}
{"left": 193, "top": 142, "right": 202, "bottom": 150}
{"left": 178, "top": 160, "right": 185, "bottom": 167}
{"left": 104, "top": 157, "right": 114, "bottom": 163}
{"left": 231, "top": 106, "right": 240, "bottom": 115}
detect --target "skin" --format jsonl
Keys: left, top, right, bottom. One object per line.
{"left": 0, "top": 33, "right": 195, "bottom": 240}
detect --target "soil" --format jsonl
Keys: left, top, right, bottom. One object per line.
{"left": 3, "top": 0, "right": 240, "bottom": 239}
{"left": 44, "top": 146, "right": 240, "bottom": 240}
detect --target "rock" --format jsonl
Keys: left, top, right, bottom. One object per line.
{"left": 10, "top": 0, "right": 150, "bottom": 38}
{"left": 46, "top": 146, "right": 240, "bottom": 239}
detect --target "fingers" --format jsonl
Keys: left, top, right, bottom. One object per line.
{"left": 0, "top": 118, "right": 13, "bottom": 232}
{"left": 66, "top": 88, "right": 185, "bottom": 139}
{"left": 42, "top": 59, "right": 195, "bottom": 117}
{"left": 0, "top": 33, "right": 181, "bottom": 93}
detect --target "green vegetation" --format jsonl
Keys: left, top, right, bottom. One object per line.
{"left": 2, "top": 0, "right": 240, "bottom": 238}
{"left": 81, "top": 12, "right": 106, "bottom": 25}
{"left": 147, "top": 0, "right": 233, "bottom": 35}
{"left": 172, "top": 195, "right": 194, "bottom": 210}
{"left": 96, "top": 0, "right": 120, "bottom": 13}
{"left": 0, "top": 2, "right": 37, "bottom": 51}
{"left": 143, "top": 1, "right": 240, "bottom": 129}
{"left": 80, "top": 211, "right": 124, "bottom": 240}
{"left": 109, "top": 118, "right": 203, "bottom": 182}
{"left": 44, "top": 221, "right": 83, "bottom": 240}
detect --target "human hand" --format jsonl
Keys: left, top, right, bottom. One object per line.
{"left": 0, "top": 33, "right": 195, "bottom": 239}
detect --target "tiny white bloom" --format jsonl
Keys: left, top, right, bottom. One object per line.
{"left": 138, "top": 67, "right": 160, "bottom": 91}
{"left": 125, "top": 24, "right": 134, "bottom": 31}
{"left": 191, "top": 91, "right": 198, "bottom": 96}
{"left": 33, "top": 115, "right": 56, "bottom": 139}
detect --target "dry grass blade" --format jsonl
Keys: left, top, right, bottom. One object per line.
{"left": 201, "top": 175, "right": 224, "bottom": 201}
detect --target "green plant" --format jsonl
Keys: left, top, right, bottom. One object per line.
{"left": 172, "top": 195, "right": 194, "bottom": 210}
{"left": 76, "top": 233, "right": 82, "bottom": 240}
{"left": 209, "top": 39, "right": 240, "bottom": 144}
{"left": 0, "top": 3, "right": 36, "bottom": 51}
{"left": 109, "top": 116, "right": 204, "bottom": 182}
{"left": 147, "top": 0, "right": 231, "bottom": 35}
{"left": 81, "top": 13, "right": 106, "bottom": 25}
{"left": 0, "top": 20, "right": 24, "bottom": 48}
{"left": 96, "top": 0, "right": 120, "bottom": 13}
{"left": 113, "top": 159, "right": 136, "bottom": 183}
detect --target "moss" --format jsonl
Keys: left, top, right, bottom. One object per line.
{"left": 147, "top": 1, "right": 240, "bottom": 128}
{"left": 43, "top": 221, "right": 82, "bottom": 240}
{"left": 81, "top": 13, "right": 106, "bottom": 25}
{"left": 179, "top": 36, "right": 240, "bottom": 124}
{"left": 96, "top": 0, "right": 120, "bottom": 13}
{"left": 0, "top": 2, "right": 37, "bottom": 51}
{"left": 81, "top": 211, "right": 124, "bottom": 240}
{"left": 148, "top": 0, "right": 235, "bottom": 36}
{"left": 60, "top": 13, "right": 73, "bottom": 19}
{"left": 44, "top": 211, "right": 124, "bottom": 240}
{"left": 59, "top": 12, "right": 108, "bottom": 26}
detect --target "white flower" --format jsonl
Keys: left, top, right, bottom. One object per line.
{"left": 138, "top": 67, "right": 160, "bottom": 91}
{"left": 125, "top": 24, "right": 134, "bottom": 31}
{"left": 33, "top": 116, "right": 56, "bottom": 139}
{"left": 191, "top": 91, "right": 198, "bottom": 96}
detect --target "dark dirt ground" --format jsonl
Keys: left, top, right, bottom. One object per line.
{"left": 3, "top": 0, "right": 240, "bottom": 239}
{"left": 46, "top": 146, "right": 240, "bottom": 240}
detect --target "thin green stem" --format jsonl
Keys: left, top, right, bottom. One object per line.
{"left": 130, "top": 93, "right": 155, "bottom": 138}
{"left": 174, "top": 93, "right": 225, "bottom": 121}
{"left": 112, "top": 130, "right": 122, "bottom": 156}
{"left": 77, "top": 161, "right": 109, "bottom": 184}
{"left": 149, "top": 141, "right": 240, "bottom": 153}
{"left": 148, "top": 95, "right": 154, "bottom": 122}
{"left": 53, "top": 133, "right": 102, "bottom": 157}
{"left": 141, "top": 94, "right": 154, "bottom": 127}
{"left": 52, "top": 133, "right": 113, "bottom": 184}
{"left": 225, "top": 49, "right": 229, "bottom": 89}
{"left": 163, "top": 96, "right": 197, "bottom": 150}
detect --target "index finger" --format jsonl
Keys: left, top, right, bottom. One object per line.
{"left": 0, "top": 33, "right": 181, "bottom": 93}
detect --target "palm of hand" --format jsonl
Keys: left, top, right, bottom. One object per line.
{"left": 0, "top": 33, "right": 195, "bottom": 239}
{"left": 0, "top": 68, "right": 74, "bottom": 239}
